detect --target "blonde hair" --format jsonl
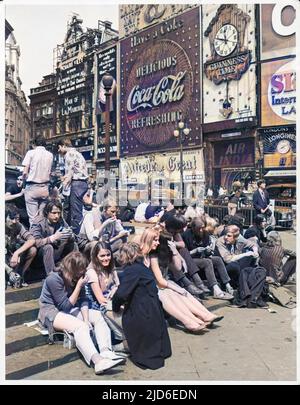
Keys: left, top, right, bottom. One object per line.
{"left": 102, "top": 199, "right": 117, "bottom": 211}
{"left": 140, "top": 228, "right": 160, "bottom": 255}
{"left": 205, "top": 216, "right": 218, "bottom": 235}
{"left": 118, "top": 242, "right": 143, "bottom": 266}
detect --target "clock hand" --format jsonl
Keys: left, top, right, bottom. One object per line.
{"left": 215, "top": 37, "right": 236, "bottom": 44}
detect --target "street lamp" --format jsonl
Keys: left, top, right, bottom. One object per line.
{"left": 102, "top": 71, "right": 114, "bottom": 174}
{"left": 173, "top": 120, "right": 190, "bottom": 205}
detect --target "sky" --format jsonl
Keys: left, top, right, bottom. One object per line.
{"left": 5, "top": 1, "right": 119, "bottom": 100}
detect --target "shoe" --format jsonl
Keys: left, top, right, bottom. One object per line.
{"left": 226, "top": 285, "right": 234, "bottom": 296}
{"left": 213, "top": 291, "right": 234, "bottom": 300}
{"left": 210, "top": 315, "right": 224, "bottom": 323}
{"left": 94, "top": 358, "right": 124, "bottom": 375}
{"left": 256, "top": 298, "right": 269, "bottom": 309}
{"left": 101, "top": 350, "right": 126, "bottom": 361}
{"left": 198, "top": 283, "right": 211, "bottom": 294}
{"left": 188, "top": 323, "right": 208, "bottom": 334}
{"left": 184, "top": 284, "right": 204, "bottom": 296}
{"left": 22, "top": 281, "right": 29, "bottom": 287}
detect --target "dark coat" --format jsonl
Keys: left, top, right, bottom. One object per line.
{"left": 253, "top": 189, "right": 270, "bottom": 214}
{"left": 112, "top": 261, "right": 171, "bottom": 370}
{"left": 244, "top": 225, "right": 267, "bottom": 245}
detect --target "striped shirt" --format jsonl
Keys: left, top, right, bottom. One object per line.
{"left": 259, "top": 244, "right": 296, "bottom": 281}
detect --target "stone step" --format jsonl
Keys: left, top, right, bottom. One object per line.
{"left": 6, "top": 323, "right": 49, "bottom": 356}
{"left": 6, "top": 299, "right": 39, "bottom": 328}
{"left": 6, "top": 344, "right": 80, "bottom": 380}
{"left": 5, "top": 281, "right": 43, "bottom": 304}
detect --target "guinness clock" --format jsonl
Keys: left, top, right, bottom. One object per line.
{"left": 214, "top": 24, "right": 238, "bottom": 57}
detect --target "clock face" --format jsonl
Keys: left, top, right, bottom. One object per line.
{"left": 277, "top": 140, "right": 291, "bottom": 154}
{"left": 214, "top": 24, "right": 238, "bottom": 57}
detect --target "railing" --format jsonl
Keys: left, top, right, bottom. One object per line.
{"left": 204, "top": 198, "right": 294, "bottom": 229}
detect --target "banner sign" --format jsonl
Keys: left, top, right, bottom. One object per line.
{"left": 261, "top": 126, "right": 296, "bottom": 168}
{"left": 120, "top": 149, "right": 204, "bottom": 185}
{"left": 57, "top": 63, "right": 86, "bottom": 96}
{"left": 214, "top": 138, "right": 254, "bottom": 168}
{"left": 120, "top": 8, "right": 201, "bottom": 157}
{"left": 59, "top": 94, "right": 83, "bottom": 116}
{"left": 261, "top": 58, "right": 296, "bottom": 126}
{"left": 97, "top": 45, "right": 117, "bottom": 161}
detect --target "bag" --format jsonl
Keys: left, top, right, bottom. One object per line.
{"left": 268, "top": 284, "right": 296, "bottom": 309}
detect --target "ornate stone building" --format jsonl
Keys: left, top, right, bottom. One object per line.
{"left": 5, "top": 20, "right": 31, "bottom": 165}
{"left": 29, "top": 15, "right": 118, "bottom": 174}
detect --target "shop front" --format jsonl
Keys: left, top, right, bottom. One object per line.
{"left": 203, "top": 129, "right": 256, "bottom": 192}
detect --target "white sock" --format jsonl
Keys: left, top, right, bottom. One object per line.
{"left": 225, "top": 283, "right": 233, "bottom": 293}
{"left": 213, "top": 284, "right": 223, "bottom": 295}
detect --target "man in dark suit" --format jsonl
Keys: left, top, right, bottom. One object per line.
{"left": 252, "top": 179, "right": 270, "bottom": 217}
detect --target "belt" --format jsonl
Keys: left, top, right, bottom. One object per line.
{"left": 72, "top": 179, "right": 88, "bottom": 182}
{"left": 26, "top": 181, "right": 49, "bottom": 185}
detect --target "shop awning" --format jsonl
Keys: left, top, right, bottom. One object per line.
{"left": 264, "top": 170, "right": 296, "bottom": 177}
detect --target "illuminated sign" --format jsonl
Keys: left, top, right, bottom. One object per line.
{"left": 120, "top": 8, "right": 201, "bottom": 156}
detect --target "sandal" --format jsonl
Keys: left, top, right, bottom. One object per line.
{"left": 213, "top": 291, "right": 234, "bottom": 300}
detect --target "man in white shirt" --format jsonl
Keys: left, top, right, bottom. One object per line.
{"left": 22, "top": 137, "right": 53, "bottom": 225}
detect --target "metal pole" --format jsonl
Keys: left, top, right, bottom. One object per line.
{"left": 180, "top": 129, "right": 184, "bottom": 206}
{"left": 93, "top": 52, "right": 98, "bottom": 175}
{"left": 104, "top": 89, "right": 111, "bottom": 173}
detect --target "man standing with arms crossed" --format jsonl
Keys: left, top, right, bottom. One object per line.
{"left": 58, "top": 138, "right": 88, "bottom": 234}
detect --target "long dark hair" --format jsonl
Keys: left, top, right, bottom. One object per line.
{"left": 90, "top": 241, "right": 114, "bottom": 276}
{"left": 59, "top": 251, "right": 88, "bottom": 288}
{"left": 191, "top": 217, "right": 210, "bottom": 245}
{"left": 154, "top": 231, "right": 173, "bottom": 269}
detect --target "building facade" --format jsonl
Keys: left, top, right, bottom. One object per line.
{"left": 5, "top": 20, "right": 31, "bottom": 166}
{"left": 29, "top": 15, "right": 118, "bottom": 175}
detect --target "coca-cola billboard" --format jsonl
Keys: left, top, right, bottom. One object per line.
{"left": 120, "top": 7, "right": 201, "bottom": 157}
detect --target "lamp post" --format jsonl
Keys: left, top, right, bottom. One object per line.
{"left": 102, "top": 71, "right": 114, "bottom": 174}
{"left": 173, "top": 120, "right": 190, "bottom": 205}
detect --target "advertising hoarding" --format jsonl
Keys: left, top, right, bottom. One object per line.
{"left": 202, "top": 4, "right": 256, "bottom": 123}
{"left": 119, "top": 4, "right": 195, "bottom": 38}
{"left": 260, "top": 3, "right": 296, "bottom": 60}
{"left": 261, "top": 58, "right": 296, "bottom": 127}
{"left": 120, "top": 149, "right": 204, "bottom": 185}
{"left": 261, "top": 126, "right": 296, "bottom": 169}
{"left": 120, "top": 8, "right": 201, "bottom": 157}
